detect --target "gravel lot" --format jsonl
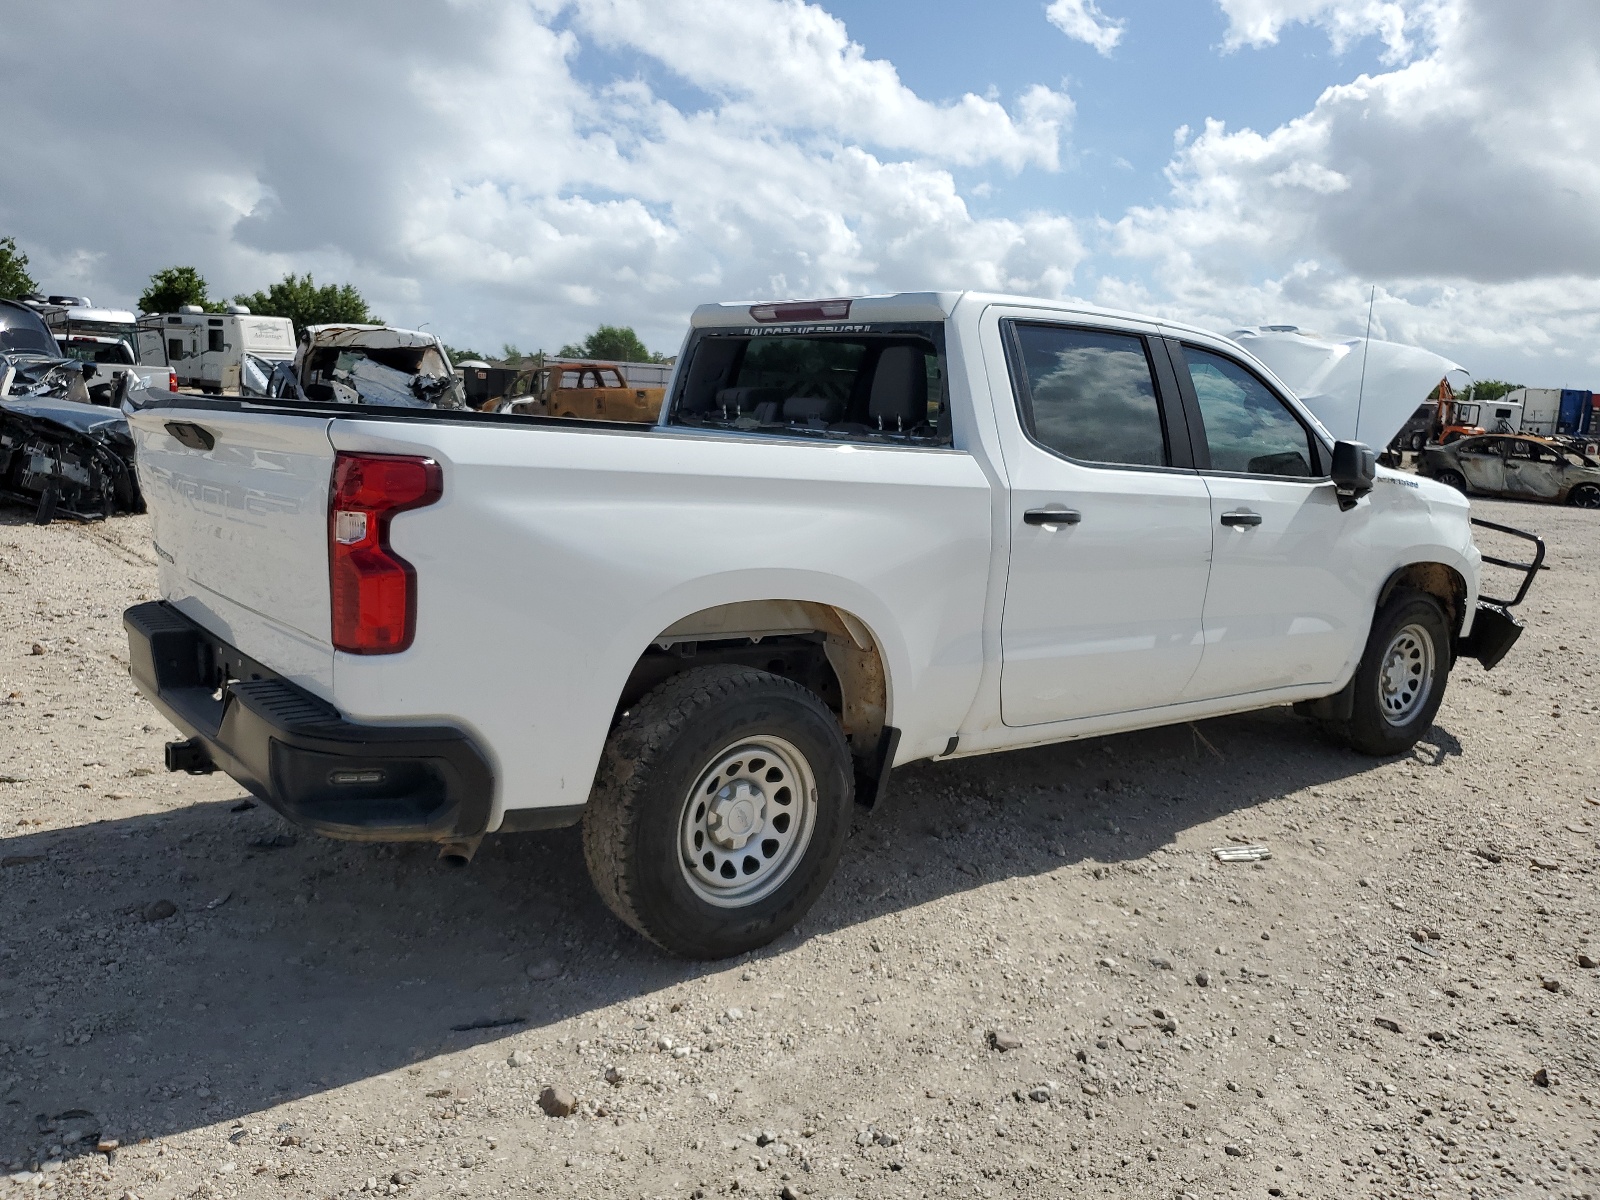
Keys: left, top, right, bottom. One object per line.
{"left": 1, "top": 495, "right": 1596, "bottom": 1200}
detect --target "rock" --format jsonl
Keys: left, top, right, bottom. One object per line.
{"left": 1224, "top": 1144, "right": 1244, "bottom": 1157}
{"left": 1533, "top": 1067, "right": 1551, "bottom": 1087}
{"left": 538, "top": 1085, "right": 577, "bottom": 1117}
{"left": 507, "top": 1050, "right": 531, "bottom": 1067}
{"left": 142, "top": 899, "right": 177, "bottom": 923}
{"left": 1028, "top": 1086, "right": 1051, "bottom": 1103}
{"left": 1195, "top": 971, "right": 1211, "bottom": 988}
{"left": 526, "top": 959, "right": 561, "bottom": 981}
{"left": 30, "top": 643, "right": 45, "bottom": 656}
{"left": 855, "top": 1130, "right": 873, "bottom": 1147}
{"left": 604, "top": 1065, "right": 624, "bottom": 1086}
{"left": 724, "top": 1007, "right": 743, "bottom": 1021}
{"left": 1373, "top": 1018, "right": 1401, "bottom": 1033}
{"left": 1540, "top": 978, "right": 1561, "bottom": 993}
{"left": 989, "top": 1030, "right": 1023, "bottom": 1052}
{"left": 390, "top": 1170, "right": 417, "bottom": 1185}
{"left": 781, "top": 1186, "right": 801, "bottom": 1200}
{"left": 657, "top": 1036, "right": 674, "bottom": 1051}
{"left": 1260, "top": 931, "right": 1271, "bottom": 941}
{"left": 1579, "top": 954, "right": 1598, "bottom": 969}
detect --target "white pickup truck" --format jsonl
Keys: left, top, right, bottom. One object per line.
{"left": 121, "top": 292, "right": 1537, "bottom": 958}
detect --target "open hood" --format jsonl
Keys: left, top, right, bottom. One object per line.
{"left": 1228, "top": 326, "right": 1469, "bottom": 449}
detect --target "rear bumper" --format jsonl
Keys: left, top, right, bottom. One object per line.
{"left": 123, "top": 601, "right": 493, "bottom": 842}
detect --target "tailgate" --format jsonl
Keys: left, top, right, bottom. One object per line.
{"left": 129, "top": 404, "right": 337, "bottom": 671}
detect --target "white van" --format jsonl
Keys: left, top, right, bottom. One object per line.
{"left": 136, "top": 305, "right": 296, "bottom": 393}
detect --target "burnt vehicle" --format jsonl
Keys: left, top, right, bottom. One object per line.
{"left": 0, "top": 299, "right": 143, "bottom": 524}
{"left": 489, "top": 360, "right": 665, "bottom": 422}
{"left": 1418, "top": 433, "right": 1600, "bottom": 508}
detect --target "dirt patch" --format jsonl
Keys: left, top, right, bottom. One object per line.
{"left": 1, "top": 498, "right": 1596, "bottom": 1197}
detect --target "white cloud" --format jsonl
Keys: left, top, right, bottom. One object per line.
{"left": 1215, "top": 0, "right": 1430, "bottom": 60}
{"left": 1046, "top": 0, "right": 1126, "bottom": 56}
{"left": 1105, "top": 0, "right": 1600, "bottom": 381}
{"left": 0, "top": 0, "right": 1084, "bottom": 356}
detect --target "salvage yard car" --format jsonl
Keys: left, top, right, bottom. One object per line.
{"left": 1418, "top": 434, "right": 1600, "bottom": 507}
{"left": 120, "top": 292, "right": 1539, "bottom": 958}
{"left": 489, "top": 360, "right": 664, "bottom": 422}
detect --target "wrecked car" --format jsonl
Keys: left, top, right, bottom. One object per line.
{"left": 491, "top": 361, "right": 665, "bottom": 422}
{"left": 267, "top": 324, "right": 466, "bottom": 409}
{"left": 1418, "top": 434, "right": 1600, "bottom": 508}
{"left": 0, "top": 299, "right": 143, "bottom": 523}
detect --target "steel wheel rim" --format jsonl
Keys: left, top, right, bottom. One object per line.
{"left": 1378, "top": 623, "right": 1435, "bottom": 726}
{"left": 677, "top": 735, "right": 817, "bottom": 908}
{"left": 1573, "top": 485, "right": 1600, "bottom": 509}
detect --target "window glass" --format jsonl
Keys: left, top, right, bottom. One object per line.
{"left": 1183, "top": 346, "right": 1315, "bottom": 476}
{"left": 671, "top": 332, "right": 946, "bottom": 444}
{"left": 1010, "top": 324, "right": 1166, "bottom": 467}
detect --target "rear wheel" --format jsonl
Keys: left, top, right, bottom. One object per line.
{"left": 1329, "top": 588, "right": 1451, "bottom": 756}
{"left": 1568, "top": 482, "right": 1600, "bottom": 509}
{"left": 583, "top": 665, "right": 853, "bottom": 959}
{"left": 1409, "top": 433, "right": 1426, "bottom": 452}
{"left": 1436, "top": 469, "right": 1467, "bottom": 492}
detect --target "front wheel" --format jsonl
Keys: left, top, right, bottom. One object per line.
{"left": 583, "top": 665, "right": 853, "bottom": 959}
{"left": 1568, "top": 482, "right": 1600, "bottom": 509}
{"left": 1330, "top": 588, "right": 1451, "bottom": 756}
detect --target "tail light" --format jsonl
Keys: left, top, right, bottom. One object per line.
{"left": 167, "top": 369, "right": 178, "bottom": 392}
{"left": 329, "top": 453, "right": 442, "bottom": 654}
{"left": 748, "top": 298, "right": 852, "bottom": 322}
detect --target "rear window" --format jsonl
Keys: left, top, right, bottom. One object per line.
{"left": 669, "top": 326, "right": 948, "bottom": 445}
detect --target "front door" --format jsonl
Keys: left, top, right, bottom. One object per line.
{"left": 1170, "top": 341, "right": 1367, "bottom": 699}
{"left": 997, "top": 319, "right": 1213, "bottom": 726}
{"left": 1501, "top": 438, "right": 1566, "bottom": 501}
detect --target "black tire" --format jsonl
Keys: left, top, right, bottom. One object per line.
{"left": 1436, "top": 469, "right": 1467, "bottom": 492}
{"left": 582, "top": 665, "right": 853, "bottom": 959}
{"left": 1568, "top": 482, "right": 1600, "bottom": 509}
{"left": 1330, "top": 588, "right": 1451, "bottom": 756}
{"left": 1409, "top": 433, "right": 1426, "bottom": 452}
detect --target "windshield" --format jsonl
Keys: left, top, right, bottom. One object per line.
{"left": 669, "top": 324, "right": 948, "bottom": 445}
{"left": 61, "top": 319, "right": 139, "bottom": 358}
{"left": 59, "top": 339, "right": 134, "bottom": 365}
{"left": 0, "top": 306, "right": 58, "bottom": 355}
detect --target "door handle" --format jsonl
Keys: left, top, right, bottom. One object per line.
{"left": 1219, "top": 510, "right": 1262, "bottom": 527}
{"left": 1024, "top": 508, "right": 1081, "bottom": 527}
{"left": 164, "top": 421, "right": 215, "bottom": 451}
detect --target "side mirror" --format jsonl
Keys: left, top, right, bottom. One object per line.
{"left": 1330, "top": 440, "right": 1376, "bottom": 510}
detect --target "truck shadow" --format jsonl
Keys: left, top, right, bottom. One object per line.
{"left": 3, "top": 705, "right": 1455, "bottom": 1167}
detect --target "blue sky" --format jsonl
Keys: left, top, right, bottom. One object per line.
{"left": 2, "top": 0, "right": 1597, "bottom": 386}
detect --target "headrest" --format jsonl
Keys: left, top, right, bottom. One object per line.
{"left": 869, "top": 345, "right": 927, "bottom": 429}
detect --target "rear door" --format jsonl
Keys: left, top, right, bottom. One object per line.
{"left": 127, "top": 403, "right": 339, "bottom": 688}
{"left": 1501, "top": 439, "right": 1566, "bottom": 500}
{"left": 993, "top": 314, "right": 1214, "bottom": 726}
{"left": 1457, "top": 438, "right": 1508, "bottom": 493}
{"left": 1166, "top": 338, "right": 1367, "bottom": 700}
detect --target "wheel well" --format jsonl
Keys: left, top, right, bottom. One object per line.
{"left": 617, "top": 601, "right": 888, "bottom": 760}
{"left": 1379, "top": 562, "right": 1467, "bottom": 634}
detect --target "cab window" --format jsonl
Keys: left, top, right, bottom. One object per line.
{"left": 1182, "top": 346, "right": 1317, "bottom": 477}
{"left": 1008, "top": 324, "right": 1169, "bottom": 467}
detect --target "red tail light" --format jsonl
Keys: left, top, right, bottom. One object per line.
{"left": 167, "top": 369, "right": 178, "bottom": 392}
{"left": 329, "top": 453, "right": 442, "bottom": 654}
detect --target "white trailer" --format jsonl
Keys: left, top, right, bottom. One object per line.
{"left": 1503, "top": 387, "right": 1562, "bottom": 436}
{"left": 136, "top": 305, "right": 296, "bottom": 393}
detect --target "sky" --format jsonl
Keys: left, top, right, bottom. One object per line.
{"left": 2, "top": 0, "right": 1598, "bottom": 386}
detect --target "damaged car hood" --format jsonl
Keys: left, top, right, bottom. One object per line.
{"left": 1228, "top": 327, "right": 1469, "bottom": 450}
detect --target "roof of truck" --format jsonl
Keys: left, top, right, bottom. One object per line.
{"left": 687, "top": 291, "right": 1228, "bottom": 343}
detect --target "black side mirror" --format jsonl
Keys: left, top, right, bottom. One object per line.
{"left": 1331, "top": 440, "right": 1376, "bottom": 510}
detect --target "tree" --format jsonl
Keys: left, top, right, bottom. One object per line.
{"left": 0, "top": 236, "right": 38, "bottom": 301}
{"left": 1466, "top": 379, "right": 1522, "bottom": 403}
{"left": 233, "top": 273, "right": 379, "bottom": 336}
{"left": 500, "top": 343, "right": 524, "bottom": 367}
{"left": 443, "top": 344, "right": 489, "bottom": 364}
{"left": 138, "top": 266, "right": 223, "bottom": 314}
{"left": 557, "top": 324, "right": 663, "bottom": 363}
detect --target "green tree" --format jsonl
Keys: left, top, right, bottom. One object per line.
{"left": 500, "top": 343, "right": 524, "bottom": 367}
{"left": 1466, "top": 379, "right": 1522, "bottom": 403}
{"left": 443, "top": 344, "right": 488, "bottom": 364}
{"left": 138, "top": 266, "right": 223, "bottom": 314}
{"left": 233, "top": 273, "right": 379, "bottom": 336}
{"left": 557, "top": 324, "right": 663, "bottom": 363}
{"left": 0, "top": 236, "right": 38, "bottom": 301}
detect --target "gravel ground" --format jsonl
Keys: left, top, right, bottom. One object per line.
{"left": 1, "top": 495, "right": 1596, "bottom": 1200}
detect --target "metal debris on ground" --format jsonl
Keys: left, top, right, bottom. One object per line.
{"left": 1212, "top": 843, "right": 1271, "bottom": 862}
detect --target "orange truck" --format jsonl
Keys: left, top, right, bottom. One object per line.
{"left": 489, "top": 361, "right": 664, "bottom": 423}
